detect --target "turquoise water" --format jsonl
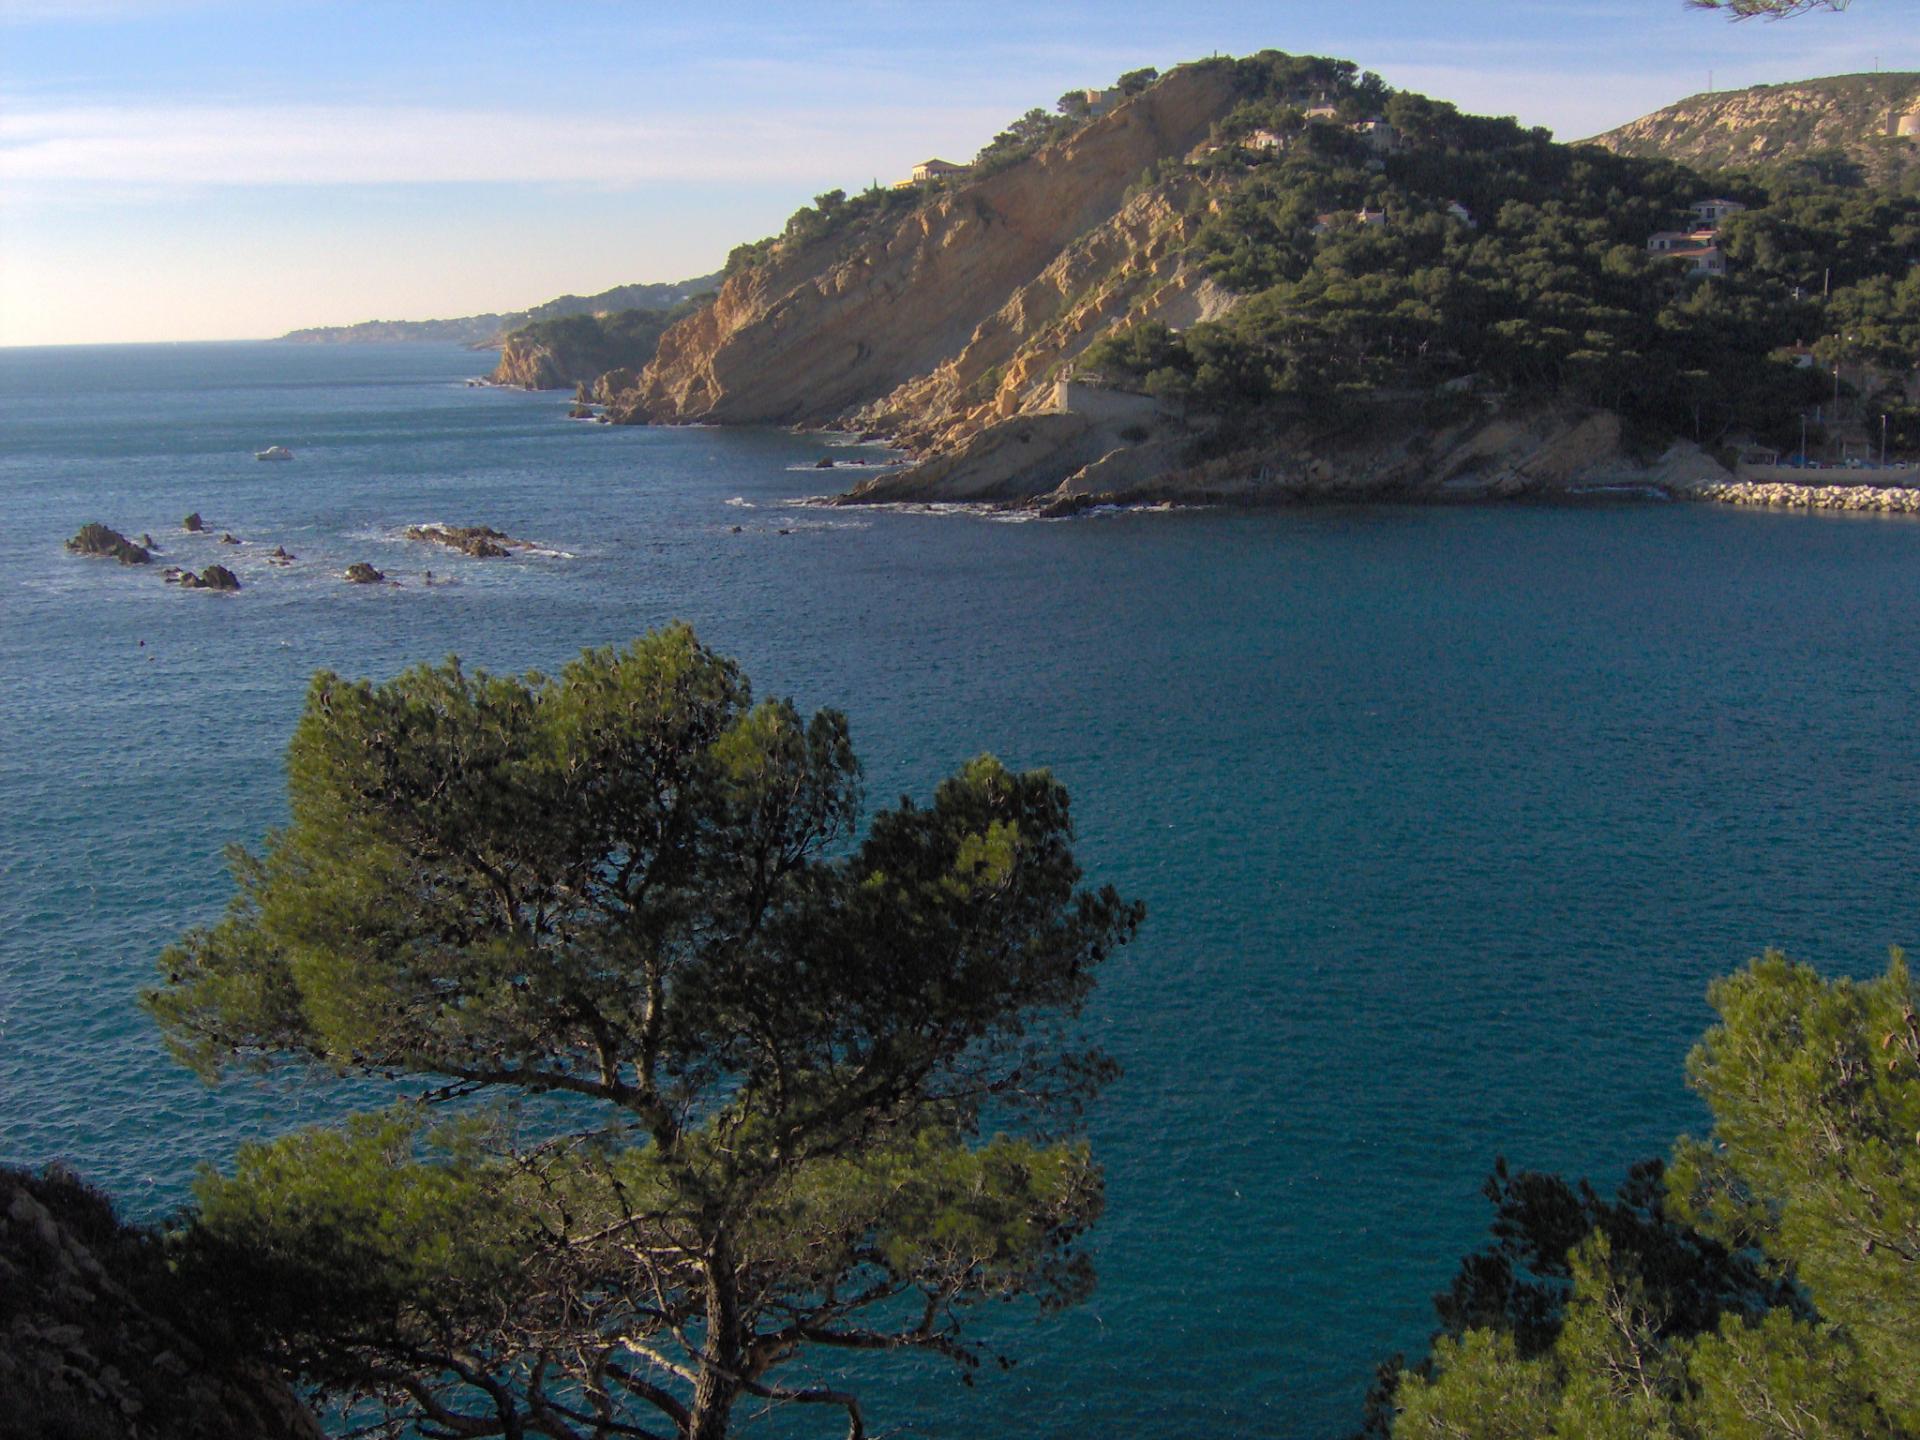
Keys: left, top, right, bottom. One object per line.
{"left": 4, "top": 342, "right": 1919, "bottom": 1437}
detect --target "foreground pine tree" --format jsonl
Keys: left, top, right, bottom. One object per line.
{"left": 146, "top": 624, "right": 1140, "bottom": 1440}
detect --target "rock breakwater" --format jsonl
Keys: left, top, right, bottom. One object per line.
{"left": 1687, "top": 479, "right": 1920, "bottom": 514}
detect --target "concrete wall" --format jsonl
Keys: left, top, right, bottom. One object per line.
{"left": 1052, "top": 378, "right": 1164, "bottom": 426}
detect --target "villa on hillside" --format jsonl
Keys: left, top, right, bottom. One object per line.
{"left": 1312, "top": 207, "right": 1389, "bottom": 235}
{"left": 1690, "top": 197, "right": 1746, "bottom": 227}
{"left": 1647, "top": 227, "right": 1718, "bottom": 254}
{"left": 1352, "top": 118, "right": 1400, "bottom": 153}
{"left": 894, "top": 158, "right": 972, "bottom": 189}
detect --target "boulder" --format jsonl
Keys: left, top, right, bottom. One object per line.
{"left": 814, "top": 456, "right": 836, "bottom": 468}
{"left": 66, "top": 523, "right": 151, "bottom": 565}
{"left": 569, "top": 405, "right": 596, "bottom": 420}
{"left": 219, "top": 532, "right": 240, "bottom": 545}
{"left": 183, "top": 512, "right": 206, "bottom": 532}
{"left": 200, "top": 565, "right": 241, "bottom": 591}
{"left": 343, "top": 562, "right": 385, "bottom": 584}
{"left": 269, "top": 546, "right": 295, "bottom": 563}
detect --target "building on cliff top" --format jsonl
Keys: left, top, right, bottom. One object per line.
{"left": 894, "top": 157, "right": 972, "bottom": 189}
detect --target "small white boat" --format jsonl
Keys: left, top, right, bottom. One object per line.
{"left": 255, "top": 445, "right": 294, "bottom": 461}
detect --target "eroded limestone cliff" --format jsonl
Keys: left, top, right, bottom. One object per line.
{"left": 1584, "top": 73, "right": 1920, "bottom": 187}
{"left": 606, "top": 64, "right": 1242, "bottom": 429}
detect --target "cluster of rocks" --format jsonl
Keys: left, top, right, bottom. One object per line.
{"left": 1689, "top": 480, "right": 1920, "bottom": 514}
{"left": 68, "top": 513, "right": 537, "bottom": 594}
{"left": 403, "top": 523, "right": 528, "bottom": 558}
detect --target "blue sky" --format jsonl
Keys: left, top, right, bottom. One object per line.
{"left": 4, "top": 0, "right": 1917, "bottom": 345}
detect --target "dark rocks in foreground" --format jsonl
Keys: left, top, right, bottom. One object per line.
{"left": 66, "top": 523, "right": 151, "bottom": 565}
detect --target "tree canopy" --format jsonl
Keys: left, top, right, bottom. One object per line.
{"left": 1686, "top": 0, "right": 1851, "bottom": 18}
{"left": 1374, "top": 950, "right": 1920, "bottom": 1438}
{"left": 146, "top": 624, "right": 1141, "bottom": 1440}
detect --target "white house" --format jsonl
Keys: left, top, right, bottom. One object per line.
{"left": 1445, "top": 200, "right": 1476, "bottom": 228}
{"left": 1689, "top": 197, "right": 1747, "bottom": 228}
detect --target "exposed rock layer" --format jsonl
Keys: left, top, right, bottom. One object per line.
{"left": 610, "top": 65, "right": 1242, "bottom": 428}
{"left": 1584, "top": 72, "right": 1920, "bottom": 188}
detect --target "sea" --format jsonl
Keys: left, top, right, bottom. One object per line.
{"left": 4, "top": 341, "right": 1918, "bottom": 1438}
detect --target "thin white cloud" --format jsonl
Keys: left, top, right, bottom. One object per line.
{"left": 0, "top": 99, "right": 1006, "bottom": 186}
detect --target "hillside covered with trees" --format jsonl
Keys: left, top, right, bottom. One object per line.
{"left": 1077, "top": 53, "right": 1920, "bottom": 459}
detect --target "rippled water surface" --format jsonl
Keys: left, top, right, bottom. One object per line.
{"left": 5, "top": 342, "right": 1919, "bottom": 1437}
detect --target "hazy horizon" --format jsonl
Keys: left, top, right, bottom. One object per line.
{"left": 5, "top": 0, "right": 1918, "bottom": 347}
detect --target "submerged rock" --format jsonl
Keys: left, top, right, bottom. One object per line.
{"left": 66, "top": 523, "right": 151, "bottom": 565}
{"left": 814, "top": 456, "right": 836, "bottom": 468}
{"left": 219, "top": 532, "right": 240, "bottom": 545}
{"left": 343, "top": 562, "right": 385, "bottom": 584}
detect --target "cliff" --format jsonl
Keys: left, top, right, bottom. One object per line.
{"left": 1584, "top": 73, "right": 1920, "bottom": 189}
{"left": 490, "top": 304, "right": 696, "bottom": 389}
{"left": 0, "top": 1165, "right": 322, "bottom": 1440}
{"left": 607, "top": 63, "right": 1242, "bottom": 427}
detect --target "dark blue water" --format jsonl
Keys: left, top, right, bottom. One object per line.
{"left": 5, "top": 342, "right": 1918, "bottom": 1438}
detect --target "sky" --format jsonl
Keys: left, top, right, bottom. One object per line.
{"left": 3, "top": 0, "right": 1918, "bottom": 346}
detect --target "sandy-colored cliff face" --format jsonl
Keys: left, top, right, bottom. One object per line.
{"left": 608, "top": 65, "right": 1241, "bottom": 428}
{"left": 491, "top": 334, "right": 570, "bottom": 389}
{"left": 1584, "top": 73, "right": 1920, "bottom": 187}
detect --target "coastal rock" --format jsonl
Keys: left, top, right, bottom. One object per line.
{"left": 343, "top": 562, "right": 385, "bottom": 584}
{"left": 269, "top": 545, "right": 295, "bottom": 563}
{"left": 183, "top": 513, "right": 206, "bottom": 533}
{"left": 0, "top": 1166, "right": 323, "bottom": 1440}
{"left": 814, "top": 456, "right": 836, "bottom": 468}
{"left": 179, "top": 565, "right": 241, "bottom": 591}
{"left": 404, "top": 523, "right": 524, "bottom": 558}
{"left": 219, "top": 532, "right": 240, "bottom": 545}
{"left": 66, "top": 523, "right": 152, "bottom": 565}
{"left": 569, "top": 405, "right": 596, "bottom": 420}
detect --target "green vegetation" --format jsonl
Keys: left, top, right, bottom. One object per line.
{"left": 145, "top": 624, "right": 1140, "bottom": 1440}
{"left": 1078, "top": 52, "right": 1919, "bottom": 452}
{"left": 1370, "top": 951, "right": 1920, "bottom": 1438}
